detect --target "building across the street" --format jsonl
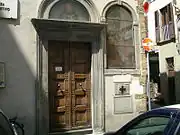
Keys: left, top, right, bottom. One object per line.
{"left": 0, "top": 0, "right": 148, "bottom": 135}
{"left": 147, "top": 0, "right": 180, "bottom": 106}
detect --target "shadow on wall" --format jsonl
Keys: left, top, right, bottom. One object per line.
{"left": 0, "top": 1, "right": 39, "bottom": 135}
{"left": 159, "top": 71, "right": 180, "bottom": 105}
{"left": 0, "top": 3, "right": 79, "bottom": 135}
{"left": 175, "top": 71, "right": 180, "bottom": 103}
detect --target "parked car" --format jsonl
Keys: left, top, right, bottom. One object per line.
{"left": 0, "top": 109, "right": 17, "bottom": 135}
{"left": 104, "top": 104, "right": 180, "bottom": 135}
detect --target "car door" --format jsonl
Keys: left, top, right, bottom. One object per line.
{"left": 172, "top": 111, "right": 180, "bottom": 135}
{"left": 115, "top": 113, "right": 175, "bottom": 135}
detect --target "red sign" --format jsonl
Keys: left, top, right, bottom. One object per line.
{"left": 143, "top": 0, "right": 151, "bottom": 14}
{"left": 143, "top": 2, "right": 149, "bottom": 13}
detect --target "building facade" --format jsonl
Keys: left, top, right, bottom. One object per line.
{"left": 0, "top": 0, "right": 147, "bottom": 135}
{"left": 147, "top": 0, "right": 180, "bottom": 105}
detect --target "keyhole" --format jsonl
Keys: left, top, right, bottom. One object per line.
{"left": 57, "top": 83, "right": 63, "bottom": 95}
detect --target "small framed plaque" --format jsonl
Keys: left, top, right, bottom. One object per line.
{"left": 114, "top": 95, "right": 133, "bottom": 114}
{"left": 114, "top": 83, "right": 130, "bottom": 95}
{"left": 54, "top": 64, "right": 64, "bottom": 72}
{"left": 55, "top": 66, "right": 63, "bottom": 72}
{"left": 0, "top": 62, "right": 5, "bottom": 88}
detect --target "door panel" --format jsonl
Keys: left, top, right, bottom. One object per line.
{"left": 71, "top": 43, "right": 91, "bottom": 128}
{"left": 49, "top": 42, "right": 71, "bottom": 131}
{"left": 48, "top": 41, "right": 91, "bottom": 132}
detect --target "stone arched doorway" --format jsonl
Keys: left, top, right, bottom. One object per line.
{"left": 31, "top": 0, "right": 106, "bottom": 134}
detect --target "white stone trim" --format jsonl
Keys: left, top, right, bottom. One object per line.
{"left": 39, "top": 0, "right": 100, "bottom": 23}
{"left": 101, "top": 0, "right": 138, "bottom": 23}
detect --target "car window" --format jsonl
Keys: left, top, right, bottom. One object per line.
{"left": 174, "top": 123, "right": 180, "bottom": 135}
{"left": 124, "top": 116, "right": 170, "bottom": 135}
{"left": 0, "top": 112, "right": 14, "bottom": 135}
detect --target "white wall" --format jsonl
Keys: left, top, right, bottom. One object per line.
{"left": 98, "top": 0, "right": 144, "bottom": 132}
{"left": 147, "top": 0, "right": 180, "bottom": 104}
{"left": 0, "top": 0, "right": 41, "bottom": 135}
{"left": 0, "top": 0, "right": 143, "bottom": 134}
{"left": 105, "top": 75, "right": 144, "bottom": 132}
{"left": 147, "top": 0, "right": 175, "bottom": 43}
{"left": 147, "top": 0, "right": 179, "bottom": 75}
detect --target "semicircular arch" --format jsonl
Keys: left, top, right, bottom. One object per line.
{"left": 101, "top": 0, "right": 138, "bottom": 24}
{"left": 38, "top": 0, "right": 100, "bottom": 23}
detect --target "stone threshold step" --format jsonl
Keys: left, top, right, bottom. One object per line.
{"left": 49, "top": 128, "right": 92, "bottom": 135}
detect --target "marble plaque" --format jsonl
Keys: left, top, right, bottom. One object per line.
{"left": 114, "top": 95, "right": 133, "bottom": 114}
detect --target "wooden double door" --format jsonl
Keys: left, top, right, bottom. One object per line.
{"left": 48, "top": 41, "right": 92, "bottom": 132}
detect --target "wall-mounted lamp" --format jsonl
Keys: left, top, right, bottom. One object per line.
{"left": 0, "top": 62, "right": 5, "bottom": 88}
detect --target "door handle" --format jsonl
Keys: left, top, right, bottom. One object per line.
{"left": 57, "top": 83, "right": 64, "bottom": 94}
{"left": 79, "top": 83, "right": 86, "bottom": 92}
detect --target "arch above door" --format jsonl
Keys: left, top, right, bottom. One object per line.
{"left": 38, "top": 0, "right": 100, "bottom": 23}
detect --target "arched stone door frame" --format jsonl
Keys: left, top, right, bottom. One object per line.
{"left": 33, "top": 0, "right": 106, "bottom": 134}
{"left": 38, "top": 0, "right": 99, "bottom": 22}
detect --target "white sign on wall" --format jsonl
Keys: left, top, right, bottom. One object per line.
{"left": 0, "top": 0, "right": 18, "bottom": 19}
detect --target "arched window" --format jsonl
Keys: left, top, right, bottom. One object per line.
{"left": 106, "top": 5, "right": 135, "bottom": 69}
{"left": 49, "top": 0, "right": 90, "bottom": 21}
